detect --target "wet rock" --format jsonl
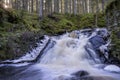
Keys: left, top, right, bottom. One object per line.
{"left": 71, "top": 70, "right": 89, "bottom": 78}
{"left": 88, "top": 29, "right": 111, "bottom": 63}
{"left": 54, "top": 75, "right": 72, "bottom": 80}
{"left": 68, "top": 75, "right": 115, "bottom": 80}
{"left": 89, "top": 35, "right": 106, "bottom": 49}
{"left": 94, "top": 64, "right": 106, "bottom": 69}
{"left": 116, "top": 31, "right": 120, "bottom": 39}
{"left": 89, "top": 28, "right": 109, "bottom": 49}
{"left": 66, "top": 40, "right": 77, "bottom": 48}
{"left": 108, "top": 55, "right": 120, "bottom": 66}
{"left": 69, "top": 31, "right": 79, "bottom": 38}
{"left": 79, "top": 76, "right": 115, "bottom": 80}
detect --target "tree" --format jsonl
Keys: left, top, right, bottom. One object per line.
{"left": 101, "top": 0, "right": 105, "bottom": 11}
{"left": 73, "top": 0, "right": 77, "bottom": 15}
{"left": 61, "top": 0, "right": 64, "bottom": 13}
{"left": 36, "top": 0, "right": 39, "bottom": 13}
{"left": 54, "top": 0, "right": 59, "bottom": 13}
{"left": 84, "top": 0, "right": 88, "bottom": 13}
{"left": 39, "top": 0, "right": 43, "bottom": 19}
{"left": 95, "top": 0, "right": 99, "bottom": 27}
{"left": 64, "top": 0, "right": 68, "bottom": 13}
{"left": 31, "top": 0, "right": 34, "bottom": 12}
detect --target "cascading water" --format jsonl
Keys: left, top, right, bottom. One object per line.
{"left": 0, "top": 28, "right": 120, "bottom": 80}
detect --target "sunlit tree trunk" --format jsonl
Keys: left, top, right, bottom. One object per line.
{"left": 69, "top": 0, "right": 72, "bottom": 14}
{"left": 87, "top": 0, "right": 90, "bottom": 13}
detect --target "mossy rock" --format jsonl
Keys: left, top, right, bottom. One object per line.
{"left": 110, "top": 31, "right": 120, "bottom": 61}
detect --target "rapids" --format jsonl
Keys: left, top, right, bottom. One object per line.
{"left": 0, "top": 28, "right": 120, "bottom": 80}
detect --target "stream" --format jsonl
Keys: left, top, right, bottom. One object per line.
{"left": 0, "top": 28, "right": 120, "bottom": 80}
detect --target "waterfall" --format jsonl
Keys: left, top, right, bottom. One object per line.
{"left": 33, "top": 28, "right": 119, "bottom": 80}
{"left": 0, "top": 28, "right": 120, "bottom": 80}
{"left": 40, "top": 28, "right": 106, "bottom": 65}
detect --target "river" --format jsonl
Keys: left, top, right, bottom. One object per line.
{"left": 0, "top": 28, "right": 120, "bottom": 80}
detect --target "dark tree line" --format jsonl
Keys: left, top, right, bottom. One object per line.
{"left": 106, "top": 0, "right": 120, "bottom": 30}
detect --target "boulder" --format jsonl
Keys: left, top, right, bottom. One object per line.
{"left": 69, "top": 31, "right": 79, "bottom": 38}
{"left": 80, "top": 76, "right": 115, "bottom": 80}
{"left": 89, "top": 35, "right": 106, "bottom": 49}
{"left": 71, "top": 70, "right": 89, "bottom": 78}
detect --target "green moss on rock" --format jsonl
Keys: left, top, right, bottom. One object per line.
{"left": 110, "top": 31, "right": 120, "bottom": 60}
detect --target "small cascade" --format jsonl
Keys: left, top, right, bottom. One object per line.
{"left": 35, "top": 28, "right": 120, "bottom": 80}
{"left": 0, "top": 35, "right": 49, "bottom": 66}
{"left": 40, "top": 28, "right": 109, "bottom": 65}
{"left": 0, "top": 28, "right": 120, "bottom": 80}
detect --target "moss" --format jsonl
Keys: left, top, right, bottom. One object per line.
{"left": 0, "top": 5, "right": 43, "bottom": 60}
{"left": 105, "top": 0, "right": 120, "bottom": 61}
{"left": 97, "top": 13, "right": 106, "bottom": 27}
{"left": 40, "top": 13, "right": 105, "bottom": 35}
{"left": 79, "top": 14, "right": 94, "bottom": 28}
{"left": 110, "top": 31, "right": 120, "bottom": 60}
{"left": 40, "top": 15, "right": 76, "bottom": 35}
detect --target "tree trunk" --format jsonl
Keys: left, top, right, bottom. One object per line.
{"left": 47, "top": 0, "right": 52, "bottom": 15}
{"left": 73, "top": 0, "right": 77, "bottom": 15}
{"left": 84, "top": 0, "right": 88, "bottom": 13}
{"left": 54, "top": 0, "right": 59, "bottom": 13}
{"left": 36, "top": 0, "right": 39, "bottom": 13}
{"left": 69, "top": 0, "right": 72, "bottom": 14}
{"left": 89, "top": 0, "right": 92, "bottom": 13}
{"left": 64, "top": 0, "right": 68, "bottom": 13}
{"left": 81, "top": 0, "right": 85, "bottom": 14}
{"left": 61, "top": 0, "right": 64, "bottom": 13}
{"left": 31, "top": 0, "right": 34, "bottom": 13}
{"left": 95, "top": 0, "right": 99, "bottom": 27}
{"left": 101, "top": 0, "right": 105, "bottom": 12}
{"left": 39, "top": 0, "right": 43, "bottom": 19}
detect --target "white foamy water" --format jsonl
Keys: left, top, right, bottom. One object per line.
{"left": 0, "top": 28, "right": 120, "bottom": 80}
{"left": 32, "top": 29, "right": 120, "bottom": 80}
